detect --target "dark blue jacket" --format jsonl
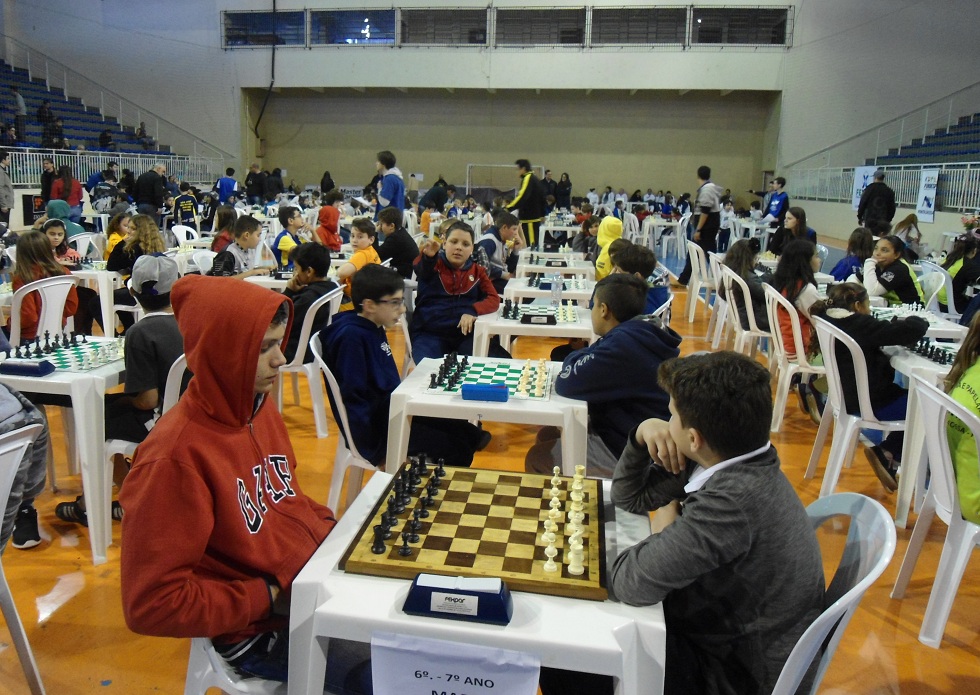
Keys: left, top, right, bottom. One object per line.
{"left": 319, "top": 312, "right": 400, "bottom": 466}
{"left": 410, "top": 251, "right": 499, "bottom": 339}
{"left": 556, "top": 315, "right": 682, "bottom": 456}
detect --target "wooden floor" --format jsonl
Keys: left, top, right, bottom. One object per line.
{"left": 1, "top": 291, "right": 978, "bottom": 694}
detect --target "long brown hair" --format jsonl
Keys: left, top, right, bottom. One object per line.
{"left": 106, "top": 212, "right": 131, "bottom": 238}
{"left": 13, "top": 230, "right": 68, "bottom": 285}
{"left": 723, "top": 239, "right": 760, "bottom": 278}
{"left": 124, "top": 214, "right": 166, "bottom": 254}
{"left": 57, "top": 165, "right": 74, "bottom": 200}
{"left": 946, "top": 311, "right": 980, "bottom": 392}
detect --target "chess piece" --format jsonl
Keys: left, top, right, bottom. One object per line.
{"left": 392, "top": 480, "right": 406, "bottom": 514}
{"left": 405, "top": 520, "right": 420, "bottom": 544}
{"left": 371, "top": 526, "right": 387, "bottom": 554}
{"left": 422, "top": 488, "right": 435, "bottom": 507}
{"left": 426, "top": 479, "right": 439, "bottom": 498}
{"left": 14, "top": 345, "right": 21, "bottom": 359}
{"left": 567, "top": 539, "right": 585, "bottom": 576}
{"left": 543, "top": 541, "right": 559, "bottom": 573}
{"left": 411, "top": 507, "right": 423, "bottom": 532}
{"left": 434, "top": 458, "right": 446, "bottom": 479}
{"left": 429, "top": 373, "right": 437, "bottom": 389}
{"left": 398, "top": 532, "right": 413, "bottom": 556}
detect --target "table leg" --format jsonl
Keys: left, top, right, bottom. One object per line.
{"left": 386, "top": 394, "right": 412, "bottom": 473}
{"left": 98, "top": 272, "right": 115, "bottom": 338}
{"left": 560, "top": 404, "right": 589, "bottom": 476}
{"left": 70, "top": 376, "right": 110, "bottom": 564}
{"left": 895, "top": 382, "right": 925, "bottom": 529}
{"left": 288, "top": 586, "right": 330, "bottom": 695}
{"left": 473, "top": 325, "right": 490, "bottom": 357}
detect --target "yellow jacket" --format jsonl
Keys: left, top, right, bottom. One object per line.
{"left": 594, "top": 217, "right": 624, "bottom": 280}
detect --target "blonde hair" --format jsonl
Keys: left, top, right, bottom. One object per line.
{"left": 124, "top": 214, "right": 166, "bottom": 254}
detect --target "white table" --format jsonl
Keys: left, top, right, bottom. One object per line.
{"left": 184, "top": 237, "right": 214, "bottom": 249}
{"left": 0, "top": 346, "right": 125, "bottom": 564}
{"left": 872, "top": 307, "right": 967, "bottom": 340}
{"left": 884, "top": 346, "right": 953, "bottom": 529}
{"left": 386, "top": 357, "right": 589, "bottom": 474}
{"left": 517, "top": 249, "right": 585, "bottom": 262}
{"left": 502, "top": 277, "right": 596, "bottom": 305}
{"left": 537, "top": 223, "right": 581, "bottom": 251}
{"left": 472, "top": 305, "right": 596, "bottom": 357}
{"left": 288, "top": 473, "right": 666, "bottom": 695}
{"left": 515, "top": 258, "right": 595, "bottom": 281}
{"left": 73, "top": 268, "right": 124, "bottom": 336}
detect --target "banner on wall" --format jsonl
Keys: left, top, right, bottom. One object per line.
{"left": 852, "top": 166, "right": 878, "bottom": 210}
{"left": 916, "top": 169, "right": 938, "bottom": 223}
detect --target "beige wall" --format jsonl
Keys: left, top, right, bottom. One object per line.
{"left": 254, "top": 88, "right": 778, "bottom": 208}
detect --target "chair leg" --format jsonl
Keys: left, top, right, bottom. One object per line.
{"left": 770, "top": 366, "right": 794, "bottom": 433}
{"left": 343, "top": 467, "right": 366, "bottom": 512}
{"left": 918, "top": 522, "right": 979, "bottom": 648}
{"left": 275, "top": 375, "right": 285, "bottom": 412}
{"left": 686, "top": 280, "right": 701, "bottom": 322}
{"left": 891, "top": 495, "right": 937, "bottom": 599}
{"left": 0, "top": 569, "right": 46, "bottom": 695}
{"left": 291, "top": 372, "right": 301, "bottom": 406}
{"left": 818, "top": 420, "right": 860, "bottom": 497}
{"left": 805, "top": 407, "right": 835, "bottom": 479}
{"left": 304, "top": 366, "right": 329, "bottom": 439}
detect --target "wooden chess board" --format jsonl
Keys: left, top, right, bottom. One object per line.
{"left": 340, "top": 465, "right": 608, "bottom": 601}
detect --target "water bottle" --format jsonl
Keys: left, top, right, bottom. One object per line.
{"left": 551, "top": 272, "right": 563, "bottom": 307}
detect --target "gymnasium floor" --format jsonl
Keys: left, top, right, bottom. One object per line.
{"left": 0, "top": 284, "right": 977, "bottom": 694}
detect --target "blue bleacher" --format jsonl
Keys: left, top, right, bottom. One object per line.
{"left": 869, "top": 111, "right": 980, "bottom": 166}
{"left": 0, "top": 60, "right": 170, "bottom": 155}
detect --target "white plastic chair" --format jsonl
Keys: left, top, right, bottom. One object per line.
{"left": 623, "top": 212, "right": 641, "bottom": 244}
{"left": 770, "top": 492, "right": 896, "bottom": 695}
{"left": 684, "top": 240, "right": 716, "bottom": 323}
{"left": 0, "top": 422, "right": 47, "bottom": 695}
{"left": 9, "top": 275, "right": 78, "bottom": 347}
{"left": 276, "top": 287, "right": 344, "bottom": 439}
{"left": 183, "top": 637, "right": 285, "bottom": 695}
{"left": 703, "top": 252, "right": 726, "bottom": 339}
{"left": 764, "top": 285, "right": 825, "bottom": 432}
{"left": 398, "top": 317, "right": 415, "bottom": 377}
{"left": 403, "top": 209, "right": 419, "bottom": 236}
{"left": 804, "top": 317, "right": 907, "bottom": 497}
{"left": 815, "top": 243, "right": 830, "bottom": 271}
{"left": 720, "top": 265, "right": 770, "bottom": 359}
{"left": 193, "top": 250, "right": 217, "bottom": 275}
{"left": 919, "top": 259, "right": 961, "bottom": 321}
{"left": 171, "top": 225, "right": 199, "bottom": 245}
{"left": 310, "top": 335, "right": 377, "bottom": 512}
{"left": 890, "top": 375, "right": 980, "bottom": 647}
{"left": 69, "top": 233, "right": 99, "bottom": 260}
{"left": 5, "top": 246, "right": 16, "bottom": 265}
{"left": 651, "top": 293, "right": 673, "bottom": 326}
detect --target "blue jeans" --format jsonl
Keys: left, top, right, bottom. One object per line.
{"left": 863, "top": 392, "right": 909, "bottom": 460}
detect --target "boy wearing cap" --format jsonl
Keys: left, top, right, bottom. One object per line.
{"left": 56, "top": 255, "right": 185, "bottom": 527}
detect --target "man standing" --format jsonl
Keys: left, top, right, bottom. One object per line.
{"left": 505, "top": 158, "right": 546, "bottom": 250}
{"left": 10, "top": 87, "right": 26, "bottom": 143}
{"left": 215, "top": 167, "right": 239, "bottom": 204}
{"left": 0, "top": 150, "right": 13, "bottom": 228}
{"left": 135, "top": 162, "right": 167, "bottom": 217}
{"left": 676, "top": 165, "right": 724, "bottom": 287}
{"left": 39, "top": 157, "right": 56, "bottom": 203}
{"left": 374, "top": 150, "right": 405, "bottom": 219}
{"left": 759, "top": 176, "right": 789, "bottom": 228}
{"left": 542, "top": 169, "right": 558, "bottom": 200}
{"left": 86, "top": 160, "right": 118, "bottom": 194}
{"left": 857, "top": 169, "right": 897, "bottom": 235}
{"left": 244, "top": 163, "right": 266, "bottom": 206}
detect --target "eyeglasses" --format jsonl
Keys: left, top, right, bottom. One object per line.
{"left": 374, "top": 298, "right": 404, "bottom": 306}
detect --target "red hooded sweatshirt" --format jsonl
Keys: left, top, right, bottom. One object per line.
{"left": 120, "top": 274, "right": 336, "bottom": 642}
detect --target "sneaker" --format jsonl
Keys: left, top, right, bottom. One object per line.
{"left": 11, "top": 505, "right": 41, "bottom": 549}
{"left": 804, "top": 389, "right": 823, "bottom": 426}
{"left": 55, "top": 495, "right": 88, "bottom": 527}
{"left": 864, "top": 445, "right": 898, "bottom": 493}
{"left": 475, "top": 429, "right": 493, "bottom": 452}
{"left": 669, "top": 280, "right": 688, "bottom": 289}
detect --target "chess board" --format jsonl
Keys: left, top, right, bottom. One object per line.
{"left": 425, "top": 359, "right": 554, "bottom": 400}
{"left": 1, "top": 336, "right": 124, "bottom": 372}
{"left": 340, "top": 465, "right": 608, "bottom": 601}
{"left": 502, "top": 304, "right": 578, "bottom": 323}
{"left": 910, "top": 338, "right": 958, "bottom": 365}
{"left": 527, "top": 277, "right": 590, "bottom": 292}
{"left": 872, "top": 305, "right": 944, "bottom": 326}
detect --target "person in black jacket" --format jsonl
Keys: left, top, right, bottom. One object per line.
{"left": 281, "top": 243, "right": 339, "bottom": 363}
{"left": 134, "top": 163, "right": 167, "bottom": 217}
{"left": 263, "top": 167, "right": 285, "bottom": 201}
{"left": 505, "top": 158, "right": 546, "bottom": 250}
{"left": 319, "top": 170, "right": 335, "bottom": 195}
{"left": 857, "top": 170, "right": 896, "bottom": 233}
{"left": 244, "top": 163, "right": 267, "bottom": 206}
{"left": 39, "top": 157, "right": 57, "bottom": 203}
{"left": 375, "top": 206, "right": 418, "bottom": 279}
{"left": 810, "top": 282, "right": 928, "bottom": 491}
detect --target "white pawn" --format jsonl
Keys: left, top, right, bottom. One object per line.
{"left": 543, "top": 542, "right": 559, "bottom": 573}
{"left": 567, "top": 541, "right": 585, "bottom": 576}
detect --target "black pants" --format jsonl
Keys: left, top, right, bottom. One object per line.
{"left": 89, "top": 287, "right": 138, "bottom": 335}
{"left": 677, "top": 230, "right": 717, "bottom": 285}
{"left": 105, "top": 392, "right": 154, "bottom": 442}
{"left": 521, "top": 220, "right": 541, "bottom": 250}
{"left": 408, "top": 417, "right": 483, "bottom": 468}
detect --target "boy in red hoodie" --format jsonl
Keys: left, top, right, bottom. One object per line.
{"left": 119, "top": 275, "right": 371, "bottom": 690}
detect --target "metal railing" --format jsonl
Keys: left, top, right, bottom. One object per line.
{"left": 0, "top": 33, "right": 230, "bottom": 166}
{"left": 787, "top": 81, "right": 980, "bottom": 170}
{"left": 7, "top": 147, "right": 221, "bottom": 188}
{"left": 787, "top": 162, "right": 980, "bottom": 214}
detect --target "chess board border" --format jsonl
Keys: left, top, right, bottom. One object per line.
{"left": 424, "top": 359, "right": 554, "bottom": 400}
{"left": 339, "top": 464, "right": 608, "bottom": 601}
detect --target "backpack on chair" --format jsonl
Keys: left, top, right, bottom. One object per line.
{"left": 207, "top": 251, "right": 237, "bottom": 277}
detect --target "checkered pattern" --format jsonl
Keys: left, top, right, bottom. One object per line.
{"left": 341, "top": 467, "right": 607, "bottom": 601}
{"left": 504, "top": 305, "right": 578, "bottom": 323}
{"left": 2, "top": 337, "right": 123, "bottom": 372}
{"left": 427, "top": 360, "right": 553, "bottom": 399}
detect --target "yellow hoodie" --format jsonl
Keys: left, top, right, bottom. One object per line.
{"left": 594, "top": 216, "right": 624, "bottom": 280}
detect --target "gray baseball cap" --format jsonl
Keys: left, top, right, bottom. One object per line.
{"left": 131, "top": 254, "right": 179, "bottom": 295}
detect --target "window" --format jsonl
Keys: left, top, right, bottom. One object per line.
{"left": 401, "top": 9, "right": 489, "bottom": 45}
{"left": 223, "top": 11, "right": 306, "bottom": 48}
{"left": 310, "top": 10, "right": 396, "bottom": 45}
{"left": 691, "top": 7, "right": 791, "bottom": 46}
{"left": 591, "top": 7, "right": 686, "bottom": 45}
{"left": 495, "top": 8, "right": 587, "bottom": 47}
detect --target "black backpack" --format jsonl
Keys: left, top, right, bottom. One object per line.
{"left": 207, "top": 251, "right": 237, "bottom": 277}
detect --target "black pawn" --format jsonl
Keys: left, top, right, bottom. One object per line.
{"left": 33, "top": 338, "right": 43, "bottom": 358}
{"left": 14, "top": 345, "right": 21, "bottom": 359}
{"left": 371, "top": 526, "right": 387, "bottom": 554}
{"left": 405, "top": 521, "right": 420, "bottom": 545}
{"left": 391, "top": 485, "right": 406, "bottom": 515}
{"left": 435, "top": 458, "right": 447, "bottom": 479}
{"left": 426, "top": 479, "right": 439, "bottom": 498}
{"left": 412, "top": 508, "right": 423, "bottom": 531}
{"left": 398, "top": 532, "right": 413, "bottom": 556}
{"left": 380, "top": 512, "right": 394, "bottom": 539}
{"left": 429, "top": 373, "right": 437, "bottom": 389}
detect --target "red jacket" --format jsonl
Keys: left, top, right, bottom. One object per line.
{"left": 50, "top": 178, "right": 83, "bottom": 207}
{"left": 410, "top": 251, "right": 500, "bottom": 335}
{"left": 316, "top": 205, "right": 342, "bottom": 251}
{"left": 120, "top": 275, "right": 336, "bottom": 642}
{"left": 9, "top": 268, "right": 79, "bottom": 342}
{"left": 211, "top": 229, "right": 234, "bottom": 254}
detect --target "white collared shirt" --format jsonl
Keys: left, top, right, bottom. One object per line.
{"left": 683, "top": 442, "right": 772, "bottom": 494}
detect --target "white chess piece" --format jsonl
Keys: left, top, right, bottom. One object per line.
{"left": 567, "top": 540, "right": 585, "bottom": 576}
{"left": 543, "top": 542, "right": 559, "bottom": 573}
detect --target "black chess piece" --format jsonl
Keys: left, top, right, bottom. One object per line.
{"left": 435, "top": 458, "right": 447, "bottom": 479}
{"left": 379, "top": 511, "right": 394, "bottom": 539}
{"left": 417, "top": 455, "right": 428, "bottom": 475}
{"left": 13, "top": 345, "right": 21, "bottom": 359}
{"left": 429, "top": 373, "right": 437, "bottom": 389}
{"left": 81, "top": 333, "right": 88, "bottom": 343}
{"left": 392, "top": 482, "right": 406, "bottom": 514}
{"left": 405, "top": 521, "right": 420, "bottom": 544}
{"left": 426, "top": 479, "right": 439, "bottom": 498}
{"left": 422, "top": 489, "right": 435, "bottom": 507}
{"left": 371, "top": 526, "right": 387, "bottom": 554}
{"left": 43, "top": 332, "right": 52, "bottom": 354}
{"left": 70, "top": 332, "right": 78, "bottom": 346}
{"left": 411, "top": 508, "right": 423, "bottom": 531}
{"left": 398, "top": 532, "right": 413, "bottom": 556}
{"left": 418, "top": 499, "right": 430, "bottom": 518}
{"left": 33, "top": 338, "right": 43, "bottom": 358}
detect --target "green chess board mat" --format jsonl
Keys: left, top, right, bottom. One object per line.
{"left": 425, "top": 360, "right": 553, "bottom": 399}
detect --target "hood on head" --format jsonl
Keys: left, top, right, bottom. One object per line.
{"left": 46, "top": 199, "right": 71, "bottom": 220}
{"left": 597, "top": 216, "right": 623, "bottom": 247}
{"left": 171, "top": 275, "right": 293, "bottom": 428}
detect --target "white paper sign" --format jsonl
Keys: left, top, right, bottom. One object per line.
{"left": 916, "top": 169, "right": 939, "bottom": 223}
{"left": 852, "top": 165, "right": 878, "bottom": 210}
{"left": 371, "top": 632, "right": 540, "bottom": 695}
